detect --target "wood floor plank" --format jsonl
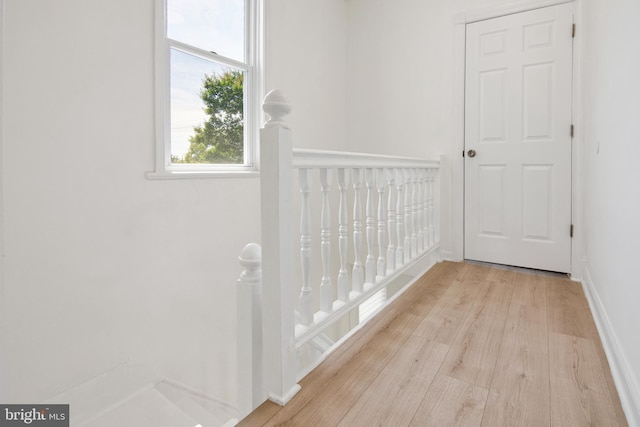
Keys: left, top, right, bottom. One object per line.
{"left": 237, "top": 310, "right": 422, "bottom": 426}
{"left": 510, "top": 270, "right": 547, "bottom": 309}
{"left": 313, "top": 260, "right": 460, "bottom": 372}
{"left": 238, "top": 400, "right": 282, "bottom": 426}
{"left": 485, "top": 265, "right": 517, "bottom": 285}
{"left": 409, "top": 374, "right": 488, "bottom": 427}
{"left": 337, "top": 338, "right": 449, "bottom": 427}
{"left": 482, "top": 267, "right": 518, "bottom": 311}
{"left": 547, "top": 277, "right": 628, "bottom": 425}
{"left": 482, "top": 275, "right": 550, "bottom": 426}
{"left": 547, "top": 277, "right": 598, "bottom": 339}
{"left": 238, "top": 262, "right": 628, "bottom": 427}
{"left": 269, "top": 312, "right": 424, "bottom": 426}
{"left": 412, "top": 263, "right": 490, "bottom": 345}
{"left": 406, "top": 261, "right": 467, "bottom": 318}
{"left": 591, "top": 339, "right": 629, "bottom": 427}
{"left": 438, "top": 267, "right": 514, "bottom": 388}
{"left": 549, "top": 333, "right": 621, "bottom": 427}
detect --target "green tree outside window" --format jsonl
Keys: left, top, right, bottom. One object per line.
{"left": 175, "top": 69, "right": 244, "bottom": 164}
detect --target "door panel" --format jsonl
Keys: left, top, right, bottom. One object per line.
{"left": 464, "top": 3, "right": 573, "bottom": 272}
{"left": 478, "top": 164, "right": 507, "bottom": 237}
{"left": 523, "top": 63, "right": 553, "bottom": 140}
{"left": 479, "top": 70, "right": 507, "bottom": 142}
{"left": 521, "top": 164, "right": 552, "bottom": 240}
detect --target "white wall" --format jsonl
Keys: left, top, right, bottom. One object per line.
{"left": 2, "top": 0, "right": 261, "bottom": 403}
{"left": 345, "top": 0, "right": 517, "bottom": 158}
{"left": 0, "top": 0, "right": 6, "bottom": 403}
{"left": 581, "top": 0, "right": 640, "bottom": 421}
{"left": 3, "top": 0, "right": 259, "bottom": 402}
{"left": 346, "top": 0, "right": 640, "bottom": 422}
{"left": 345, "top": 0, "right": 518, "bottom": 258}
{"left": 12, "top": 0, "right": 639, "bottom": 420}
{"left": 1, "top": 0, "right": 349, "bottom": 407}
{"left": 266, "top": 0, "right": 348, "bottom": 151}
{"left": 346, "top": 0, "right": 446, "bottom": 159}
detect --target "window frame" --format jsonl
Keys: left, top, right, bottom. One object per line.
{"left": 149, "top": 0, "right": 262, "bottom": 179}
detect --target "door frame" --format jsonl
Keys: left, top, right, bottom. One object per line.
{"left": 0, "top": 0, "right": 6, "bottom": 399}
{"left": 451, "top": 0, "right": 585, "bottom": 279}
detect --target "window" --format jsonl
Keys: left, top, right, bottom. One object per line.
{"left": 150, "top": 0, "right": 261, "bottom": 178}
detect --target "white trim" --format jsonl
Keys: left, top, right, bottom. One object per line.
{"left": 440, "top": 250, "right": 455, "bottom": 261}
{"left": 154, "top": 0, "right": 170, "bottom": 175}
{"left": 0, "top": 0, "right": 6, "bottom": 402}
{"left": 150, "top": 0, "right": 263, "bottom": 179}
{"left": 569, "top": 0, "right": 584, "bottom": 280}
{"left": 145, "top": 170, "right": 259, "bottom": 180}
{"left": 169, "top": 39, "right": 250, "bottom": 71}
{"left": 451, "top": 21, "right": 465, "bottom": 262}
{"left": 451, "top": 0, "right": 581, "bottom": 270}
{"left": 454, "top": 0, "right": 573, "bottom": 24}
{"left": 249, "top": 0, "right": 264, "bottom": 168}
{"left": 581, "top": 266, "right": 640, "bottom": 427}
{"left": 267, "top": 384, "right": 301, "bottom": 407}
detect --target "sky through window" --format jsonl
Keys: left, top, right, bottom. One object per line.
{"left": 168, "top": 0, "right": 245, "bottom": 159}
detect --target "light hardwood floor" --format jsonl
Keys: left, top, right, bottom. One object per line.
{"left": 238, "top": 261, "right": 628, "bottom": 427}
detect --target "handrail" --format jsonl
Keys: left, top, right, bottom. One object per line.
{"left": 293, "top": 148, "right": 441, "bottom": 169}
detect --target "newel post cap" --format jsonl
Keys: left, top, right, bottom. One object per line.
{"left": 263, "top": 89, "right": 292, "bottom": 129}
{"left": 239, "top": 243, "right": 262, "bottom": 272}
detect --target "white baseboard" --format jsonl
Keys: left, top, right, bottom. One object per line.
{"left": 581, "top": 266, "right": 640, "bottom": 427}
{"left": 440, "top": 250, "right": 455, "bottom": 261}
{"left": 267, "top": 384, "right": 301, "bottom": 406}
{"left": 570, "top": 256, "right": 586, "bottom": 282}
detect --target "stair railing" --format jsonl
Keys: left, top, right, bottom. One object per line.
{"left": 237, "top": 90, "right": 441, "bottom": 418}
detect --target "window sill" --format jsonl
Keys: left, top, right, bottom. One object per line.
{"left": 145, "top": 169, "right": 260, "bottom": 180}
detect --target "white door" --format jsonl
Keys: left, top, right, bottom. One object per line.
{"left": 464, "top": 3, "right": 573, "bottom": 273}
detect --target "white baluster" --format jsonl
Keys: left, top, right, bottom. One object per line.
{"left": 352, "top": 168, "right": 364, "bottom": 293}
{"left": 422, "top": 168, "right": 429, "bottom": 249}
{"left": 395, "top": 168, "right": 405, "bottom": 266}
{"left": 417, "top": 168, "right": 425, "bottom": 253}
{"left": 403, "top": 168, "right": 412, "bottom": 260}
{"left": 365, "top": 168, "right": 375, "bottom": 285}
{"left": 386, "top": 169, "right": 396, "bottom": 273}
{"left": 430, "top": 169, "right": 436, "bottom": 246}
{"left": 337, "top": 168, "right": 349, "bottom": 302}
{"left": 427, "top": 168, "right": 433, "bottom": 248}
{"left": 434, "top": 167, "right": 440, "bottom": 244}
{"left": 319, "top": 168, "right": 333, "bottom": 313}
{"left": 424, "top": 168, "right": 431, "bottom": 248}
{"left": 410, "top": 169, "right": 418, "bottom": 257}
{"left": 376, "top": 168, "right": 386, "bottom": 280}
{"left": 298, "top": 168, "right": 313, "bottom": 325}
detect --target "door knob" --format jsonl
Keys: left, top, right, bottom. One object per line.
{"left": 467, "top": 149, "right": 476, "bottom": 158}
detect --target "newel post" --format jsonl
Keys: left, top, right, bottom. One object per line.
{"left": 260, "top": 90, "right": 301, "bottom": 405}
{"left": 237, "top": 243, "right": 264, "bottom": 418}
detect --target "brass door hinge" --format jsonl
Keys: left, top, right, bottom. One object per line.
{"left": 570, "top": 124, "right": 574, "bottom": 138}
{"left": 572, "top": 23, "right": 576, "bottom": 38}
{"left": 570, "top": 224, "right": 574, "bottom": 238}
